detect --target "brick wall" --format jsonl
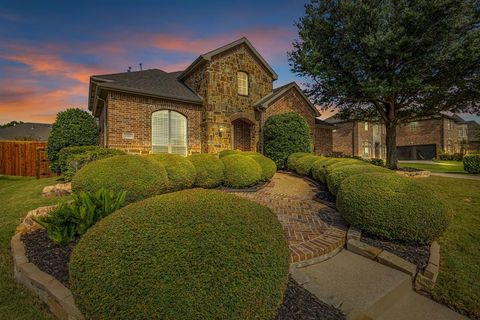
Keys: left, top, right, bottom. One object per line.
{"left": 314, "top": 127, "right": 333, "bottom": 155}
{"left": 332, "top": 122, "right": 355, "bottom": 156}
{"left": 103, "top": 92, "right": 202, "bottom": 154}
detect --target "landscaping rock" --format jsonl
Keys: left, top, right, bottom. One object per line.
{"left": 42, "top": 182, "right": 72, "bottom": 198}
{"left": 347, "top": 227, "right": 361, "bottom": 241}
{"left": 415, "top": 272, "right": 436, "bottom": 292}
{"left": 16, "top": 205, "right": 58, "bottom": 234}
{"left": 377, "top": 250, "right": 417, "bottom": 277}
{"left": 347, "top": 239, "right": 382, "bottom": 259}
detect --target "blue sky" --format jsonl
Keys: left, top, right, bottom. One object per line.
{"left": 0, "top": 0, "right": 310, "bottom": 123}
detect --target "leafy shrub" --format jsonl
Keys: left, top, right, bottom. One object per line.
{"left": 248, "top": 154, "right": 277, "bottom": 181}
{"left": 295, "top": 155, "right": 322, "bottom": 176}
{"left": 150, "top": 154, "right": 196, "bottom": 191}
{"left": 219, "top": 149, "right": 241, "bottom": 158}
{"left": 463, "top": 154, "right": 480, "bottom": 174}
{"left": 324, "top": 158, "right": 366, "bottom": 175}
{"left": 370, "top": 158, "right": 385, "bottom": 166}
{"left": 34, "top": 188, "right": 126, "bottom": 245}
{"left": 438, "top": 152, "right": 464, "bottom": 161}
{"left": 311, "top": 158, "right": 349, "bottom": 183}
{"left": 222, "top": 154, "right": 262, "bottom": 188}
{"left": 187, "top": 154, "right": 225, "bottom": 188}
{"left": 69, "top": 189, "right": 289, "bottom": 319}
{"left": 59, "top": 146, "right": 125, "bottom": 181}
{"left": 337, "top": 173, "right": 449, "bottom": 244}
{"left": 286, "top": 152, "right": 311, "bottom": 171}
{"left": 326, "top": 164, "right": 390, "bottom": 195}
{"left": 264, "top": 112, "right": 312, "bottom": 169}
{"left": 72, "top": 155, "right": 168, "bottom": 203}
{"left": 47, "top": 108, "right": 99, "bottom": 173}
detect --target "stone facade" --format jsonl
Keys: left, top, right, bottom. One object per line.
{"left": 93, "top": 38, "right": 333, "bottom": 155}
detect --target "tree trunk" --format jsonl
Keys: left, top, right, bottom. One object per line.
{"left": 385, "top": 122, "right": 398, "bottom": 169}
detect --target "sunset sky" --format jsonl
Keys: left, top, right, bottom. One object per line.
{"left": 0, "top": 1, "right": 478, "bottom": 125}
{"left": 0, "top": 0, "right": 319, "bottom": 124}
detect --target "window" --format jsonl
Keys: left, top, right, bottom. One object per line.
{"left": 446, "top": 139, "right": 453, "bottom": 153}
{"left": 237, "top": 71, "right": 248, "bottom": 95}
{"left": 151, "top": 110, "right": 187, "bottom": 155}
{"left": 410, "top": 121, "right": 418, "bottom": 131}
{"left": 364, "top": 122, "right": 369, "bottom": 131}
{"left": 362, "top": 141, "right": 372, "bottom": 158}
{"left": 447, "top": 120, "right": 452, "bottom": 130}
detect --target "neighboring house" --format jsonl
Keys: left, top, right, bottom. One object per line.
{"left": 325, "top": 113, "right": 475, "bottom": 160}
{"left": 0, "top": 123, "right": 52, "bottom": 141}
{"left": 324, "top": 117, "right": 386, "bottom": 159}
{"left": 453, "top": 115, "right": 480, "bottom": 153}
{"left": 88, "top": 37, "right": 334, "bottom": 155}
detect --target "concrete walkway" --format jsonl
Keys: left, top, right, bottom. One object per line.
{"left": 232, "top": 173, "right": 347, "bottom": 264}
{"left": 291, "top": 250, "right": 467, "bottom": 320}
{"left": 430, "top": 172, "right": 480, "bottom": 180}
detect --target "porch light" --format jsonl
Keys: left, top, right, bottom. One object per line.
{"left": 219, "top": 124, "right": 225, "bottom": 137}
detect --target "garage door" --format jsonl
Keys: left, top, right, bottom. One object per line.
{"left": 397, "top": 144, "right": 437, "bottom": 160}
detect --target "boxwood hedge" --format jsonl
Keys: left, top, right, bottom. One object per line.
{"left": 69, "top": 189, "right": 289, "bottom": 320}
{"left": 295, "top": 155, "right": 322, "bottom": 177}
{"left": 326, "top": 164, "right": 390, "bottom": 196}
{"left": 187, "top": 154, "right": 225, "bottom": 188}
{"left": 222, "top": 154, "right": 262, "bottom": 188}
{"left": 286, "top": 152, "right": 311, "bottom": 171}
{"left": 311, "top": 158, "right": 349, "bottom": 183}
{"left": 72, "top": 155, "right": 168, "bottom": 203}
{"left": 463, "top": 153, "right": 480, "bottom": 174}
{"left": 337, "top": 173, "right": 449, "bottom": 244}
{"left": 248, "top": 154, "right": 277, "bottom": 181}
{"left": 150, "top": 154, "right": 196, "bottom": 191}
{"left": 219, "top": 149, "right": 241, "bottom": 158}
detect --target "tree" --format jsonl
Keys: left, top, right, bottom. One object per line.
{"left": 289, "top": 0, "right": 480, "bottom": 169}
{"left": 263, "top": 112, "right": 312, "bottom": 169}
{"left": 47, "top": 108, "right": 98, "bottom": 173}
{"left": 0, "top": 121, "right": 24, "bottom": 128}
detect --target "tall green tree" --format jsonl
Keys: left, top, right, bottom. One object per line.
{"left": 290, "top": 0, "right": 480, "bottom": 168}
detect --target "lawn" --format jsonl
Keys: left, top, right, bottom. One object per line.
{"left": 399, "top": 160, "right": 466, "bottom": 174}
{"left": 0, "top": 176, "right": 70, "bottom": 320}
{"left": 416, "top": 176, "right": 480, "bottom": 319}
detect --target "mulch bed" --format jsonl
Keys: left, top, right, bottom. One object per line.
{"left": 21, "top": 229, "right": 78, "bottom": 287}
{"left": 396, "top": 167, "right": 423, "bottom": 172}
{"left": 22, "top": 231, "right": 345, "bottom": 319}
{"left": 314, "top": 183, "right": 336, "bottom": 208}
{"left": 277, "top": 278, "right": 345, "bottom": 320}
{"left": 361, "top": 233, "right": 430, "bottom": 271}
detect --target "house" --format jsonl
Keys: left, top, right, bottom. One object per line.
{"left": 325, "top": 113, "right": 475, "bottom": 160}
{"left": 88, "top": 37, "right": 334, "bottom": 155}
{"left": 453, "top": 115, "right": 480, "bottom": 153}
{"left": 0, "top": 123, "right": 52, "bottom": 141}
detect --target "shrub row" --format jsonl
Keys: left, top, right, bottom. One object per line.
{"left": 72, "top": 151, "right": 277, "bottom": 202}
{"left": 286, "top": 153, "right": 449, "bottom": 244}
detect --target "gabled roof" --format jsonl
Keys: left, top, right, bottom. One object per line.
{"left": 0, "top": 123, "right": 52, "bottom": 141}
{"left": 178, "top": 37, "right": 278, "bottom": 81}
{"left": 88, "top": 69, "right": 203, "bottom": 111}
{"left": 254, "top": 82, "right": 320, "bottom": 117}
{"left": 315, "top": 118, "right": 336, "bottom": 129}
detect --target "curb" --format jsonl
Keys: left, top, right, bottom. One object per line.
{"left": 346, "top": 227, "right": 440, "bottom": 293}
{"left": 10, "top": 232, "right": 84, "bottom": 320}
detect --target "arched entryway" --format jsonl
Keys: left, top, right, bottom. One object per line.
{"left": 232, "top": 119, "right": 252, "bottom": 151}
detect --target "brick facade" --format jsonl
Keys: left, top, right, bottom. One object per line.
{"left": 102, "top": 92, "right": 202, "bottom": 154}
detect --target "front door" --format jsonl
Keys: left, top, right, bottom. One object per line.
{"left": 232, "top": 119, "right": 251, "bottom": 151}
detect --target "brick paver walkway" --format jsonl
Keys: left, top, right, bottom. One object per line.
{"left": 232, "top": 173, "right": 347, "bottom": 263}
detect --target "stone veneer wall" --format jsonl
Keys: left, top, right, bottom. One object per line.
{"left": 103, "top": 92, "right": 202, "bottom": 154}
{"left": 184, "top": 43, "right": 273, "bottom": 153}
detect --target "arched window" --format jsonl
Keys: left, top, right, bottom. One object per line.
{"left": 237, "top": 71, "right": 248, "bottom": 95}
{"left": 151, "top": 110, "right": 187, "bottom": 155}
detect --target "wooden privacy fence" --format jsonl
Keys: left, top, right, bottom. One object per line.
{"left": 0, "top": 141, "right": 55, "bottom": 178}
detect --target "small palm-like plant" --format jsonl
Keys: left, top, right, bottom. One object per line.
{"left": 34, "top": 188, "right": 126, "bottom": 245}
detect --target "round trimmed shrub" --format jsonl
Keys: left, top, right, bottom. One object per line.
{"left": 463, "top": 153, "right": 480, "bottom": 174}
{"left": 326, "top": 164, "right": 391, "bottom": 195}
{"left": 286, "top": 152, "right": 311, "bottom": 171}
{"left": 149, "top": 154, "right": 196, "bottom": 191}
{"left": 72, "top": 155, "right": 168, "bottom": 203}
{"left": 47, "top": 108, "right": 99, "bottom": 173}
{"left": 248, "top": 154, "right": 277, "bottom": 181}
{"left": 312, "top": 158, "right": 347, "bottom": 183}
{"left": 219, "top": 149, "right": 241, "bottom": 158}
{"left": 222, "top": 155, "right": 262, "bottom": 188}
{"left": 69, "top": 189, "right": 289, "bottom": 320}
{"left": 264, "top": 112, "right": 312, "bottom": 169}
{"left": 337, "top": 173, "right": 449, "bottom": 244}
{"left": 187, "top": 154, "right": 224, "bottom": 188}
{"left": 295, "top": 155, "right": 322, "bottom": 177}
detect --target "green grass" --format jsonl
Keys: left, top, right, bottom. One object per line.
{"left": 399, "top": 160, "right": 466, "bottom": 173}
{"left": 416, "top": 176, "right": 480, "bottom": 318}
{"left": 0, "top": 175, "right": 70, "bottom": 320}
